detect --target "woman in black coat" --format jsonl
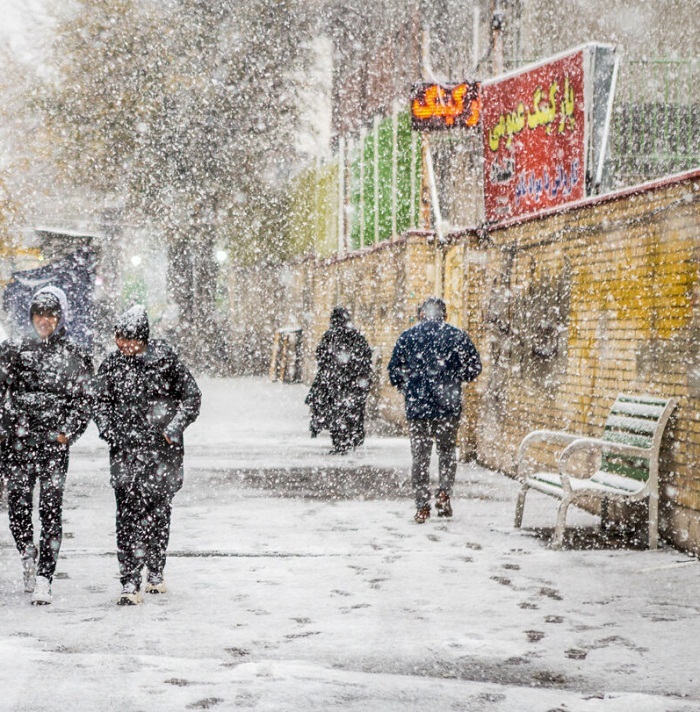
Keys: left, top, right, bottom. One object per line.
{"left": 93, "top": 305, "right": 201, "bottom": 605}
{"left": 306, "top": 307, "right": 372, "bottom": 454}
{"left": 0, "top": 286, "right": 93, "bottom": 604}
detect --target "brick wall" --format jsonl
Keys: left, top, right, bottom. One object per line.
{"left": 471, "top": 173, "right": 700, "bottom": 552}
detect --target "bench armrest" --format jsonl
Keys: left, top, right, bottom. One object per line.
{"left": 516, "top": 430, "right": 581, "bottom": 479}
{"left": 558, "top": 437, "right": 650, "bottom": 479}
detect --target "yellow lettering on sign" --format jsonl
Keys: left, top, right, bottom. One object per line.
{"left": 488, "top": 75, "right": 577, "bottom": 151}
{"left": 558, "top": 76, "right": 576, "bottom": 133}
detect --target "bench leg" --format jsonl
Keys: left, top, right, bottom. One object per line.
{"left": 514, "top": 483, "right": 529, "bottom": 528}
{"left": 648, "top": 494, "right": 659, "bottom": 550}
{"left": 551, "top": 497, "right": 571, "bottom": 550}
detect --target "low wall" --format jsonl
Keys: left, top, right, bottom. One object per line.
{"left": 231, "top": 170, "right": 700, "bottom": 553}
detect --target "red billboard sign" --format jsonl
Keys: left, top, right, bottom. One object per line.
{"left": 481, "top": 50, "right": 586, "bottom": 222}
{"left": 411, "top": 82, "right": 481, "bottom": 131}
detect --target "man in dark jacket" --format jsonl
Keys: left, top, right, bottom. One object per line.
{"left": 306, "top": 307, "right": 373, "bottom": 454}
{"left": 93, "top": 305, "right": 201, "bottom": 605}
{"left": 388, "top": 297, "right": 481, "bottom": 523}
{"left": 0, "top": 286, "right": 93, "bottom": 604}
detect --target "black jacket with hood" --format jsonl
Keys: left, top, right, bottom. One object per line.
{"left": 93, "top": 306, "right": 201, "bottom": 494}
{"left": 0, "top": 286, "right": 93, "bottom": 447}
{"left": 305, "top": 307, "right": 373, "bottom": 428}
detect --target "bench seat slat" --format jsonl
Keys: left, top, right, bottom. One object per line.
{"left": 610, "top": 402, "right": 666, "bottom": 419}
{"left": 609, "top": 397, "right": 671, "bottom": 430}
{"left": 601, "top": 430, "right": 653, "bottom": 449}
{"left": 600, "top": 453, "right": 649, "bottom": 481}
{"left": 527, "top": 470, "right": 647, "bottom": 497}
{"left": 616, "top": 394, "right": 670, "bottom": 406}
{"left": 604, "top": 415, "right": 659, "bottom": 435}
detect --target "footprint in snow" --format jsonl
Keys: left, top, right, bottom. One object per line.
{"left": 526, "top": 630, "right": 545, "bottom": 642}
{"left": 490, "top": 576, "right": 511, "bottom": 586}
{"left": 545, "top": 615, "right": 564, "bottom": 624}
{"left": 186, "top": 698, "right": 224, "bottom": 710}
{"left": 224, "top": 647, "right": 250, "bottom": 657}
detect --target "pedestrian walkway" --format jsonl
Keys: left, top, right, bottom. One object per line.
{"left": 1, "top": 377, "right": 699, "bottom": 711}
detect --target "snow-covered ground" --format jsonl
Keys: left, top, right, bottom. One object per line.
{"left": 1, "top": 377, "right": 699, "bottom": 711}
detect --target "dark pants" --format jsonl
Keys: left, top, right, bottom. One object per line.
{"left": 329, "top": 393, "right": 367, "bottom": 452}
{"left": 6, "top": 443, "right": 69, "bottom": 582}
{"left": 328, "top": 396, "right": 365, "bottom": 451}
{"left": 115, "top": 482, "right": 173, "bottom": 588}
{"left": 408, "top": 419, "right": 459, "bottom": 509}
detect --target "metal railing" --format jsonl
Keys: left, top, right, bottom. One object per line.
{"left": 608, "top": 59, "right": 699, "bottom": 186}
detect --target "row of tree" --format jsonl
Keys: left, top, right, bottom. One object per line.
{"left": 2, "top": 0, "right": 323, "bottom": 367}
{"left": 0, "top": 0, "right": 475, "bottom": 369}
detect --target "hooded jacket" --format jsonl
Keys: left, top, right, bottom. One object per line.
{"left": 93, "top": 337, "right": 201, "bottom": 492}
{"left": 0, "top": 286, "right": 93, "bottom": 445}
{"left": 305, "top": 309, "right": 373, "bottom": 424}
{"left": 388, "top": 317, "right": 481, "bottom": 421}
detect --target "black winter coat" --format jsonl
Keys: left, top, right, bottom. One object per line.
{"left": 305, "top": 324, "right": 372, "bottom": 430}
{"left": 388, "top": 319, "right": 481, "bottom": 421}
{"left": 93, "top": 340, "right": 201, "bottom": 494}
{"left": 0, "top": 327, "right": 93, "bottom": 447}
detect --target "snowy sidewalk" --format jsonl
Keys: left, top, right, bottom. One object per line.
{"left": 1, "top": 377, "right": 699, "bottom": 712}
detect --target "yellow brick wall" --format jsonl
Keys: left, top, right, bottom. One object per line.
{"left": 469, "top": 175, "right": 700, "bottom": 552}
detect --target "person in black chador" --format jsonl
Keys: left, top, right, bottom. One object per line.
{"left": 0, "top": 286, "right": 93, "bottom": 605}
{"left": 388, "top": 297, "right": 481, "bottom": 523}
{"left": 93, "top": 305, "right": 201, "bottom": 605}
{"left": 305, "top": 307, "right": 373, "bottom": 454}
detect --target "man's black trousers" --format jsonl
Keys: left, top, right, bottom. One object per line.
{"left": 408, "top": 418, "right": 459, "bottom": 509}
{"left": 114, "top": 481, "right": 173, "bottom": 589}
{"left": 6, "top": 442, "right": 69, "bottom": 582}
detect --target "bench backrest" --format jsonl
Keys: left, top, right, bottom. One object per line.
{"left": 600, "top": 394, "right": 676, "bottom": 482}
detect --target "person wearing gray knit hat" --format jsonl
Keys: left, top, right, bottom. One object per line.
{"left": 94, "top": 305, "right": 201, "bottom": 605}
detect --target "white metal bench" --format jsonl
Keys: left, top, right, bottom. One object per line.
{"left": 514, "top": 394, "right": 677, "bottom": 549}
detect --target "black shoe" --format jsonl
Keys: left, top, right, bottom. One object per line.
{"left": 435, "top": 492, "right": 453, "bottom": 518}
{"left": 414, "top": 506, "right": 431, "bottom": 524}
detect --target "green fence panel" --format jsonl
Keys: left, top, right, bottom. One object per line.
{"left": 286, "top": 111, "right": 421, "bottom": 257}
{"left": 609, "top": 59, "right": 699, "bottom": 187}
{"left": 287, "top": 160, "right": 339, "bottom": 258}
{"left": 349, "top": 112, "right": 421, "bottom": 250}
{"left": 395, "top": 111, "right": 420, "bottom": 235}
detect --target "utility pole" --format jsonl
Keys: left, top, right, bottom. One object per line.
{"left": 491, "top": 0, "right": 505, "bottom": 76}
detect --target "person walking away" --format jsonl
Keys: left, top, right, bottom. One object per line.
{"left": 305, "top": 307, "right": 373, "bottom": 454}
{"left": 93, "top": 305, "right": 201, "bottom": 605}
{"left": 388, "top": 297, "right": 481, "bottom": 523}
{"left": 0, "top": 286, "right": 93, "bottom": 604}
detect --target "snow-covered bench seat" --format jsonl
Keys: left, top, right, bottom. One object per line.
{"left": 514, "top": 394, "right": 677, "bottom": 549}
